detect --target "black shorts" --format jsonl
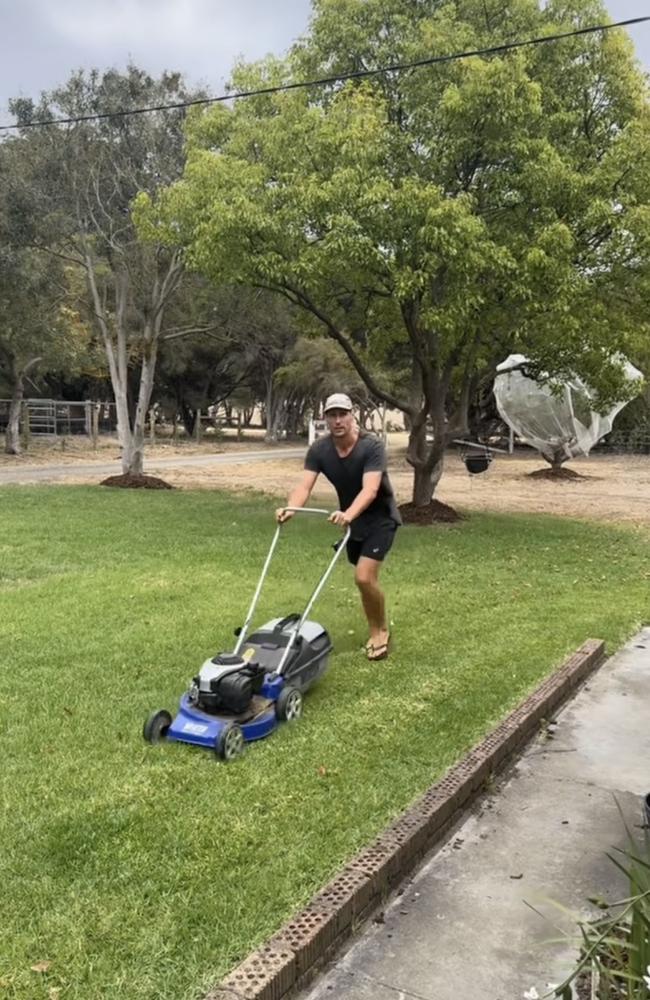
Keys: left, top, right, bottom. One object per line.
{"left": 346, "top": 521, "right": 398, "bottom": 566}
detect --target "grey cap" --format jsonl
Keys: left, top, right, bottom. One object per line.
{"left": 323, "top": 392, "right": 353, "bottom": 413}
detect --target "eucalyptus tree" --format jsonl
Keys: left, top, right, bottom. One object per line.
{"left": 8, "top": 66, "right": 205, "bottom": 473}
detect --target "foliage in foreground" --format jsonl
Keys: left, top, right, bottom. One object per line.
{"left": 552, "top": 803, "right": 650, "bottom": 1000}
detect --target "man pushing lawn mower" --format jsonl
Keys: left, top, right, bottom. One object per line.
{"left": 277, "top": 393, "right": 401, "bottom": 662}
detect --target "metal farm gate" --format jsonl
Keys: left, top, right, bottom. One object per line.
{"left": 0, "top": 399, "right": 118, "bottom": 438}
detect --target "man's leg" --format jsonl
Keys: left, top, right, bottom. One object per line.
{"left": 355, "top": 557, "right": 389, "bottom": 653}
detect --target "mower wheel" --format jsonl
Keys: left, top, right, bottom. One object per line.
{"left": 143, "top": 710, "right": 172, "bottom": 744}
{"left": 276, "top": 685, "right": 303, "bottom": 722}
{"left": 215, "top": 723, "right": 245, "bottom": 762}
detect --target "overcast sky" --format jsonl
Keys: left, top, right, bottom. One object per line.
{"left": 0, "top": 0, "right": 647, "bottom": 124}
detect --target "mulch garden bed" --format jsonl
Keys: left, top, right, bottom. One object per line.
{"left": 398, "top": 499, "right": 464, "bottom": 525}
{"left": 528, "top": 467, "right": 587, "bottom": 482}
{"left": 99, "top": 473, "right": 173, "bottom": 490}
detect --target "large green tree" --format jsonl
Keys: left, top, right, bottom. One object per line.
{"left": 141, "top": 0, "right": 650, "bottom": 505}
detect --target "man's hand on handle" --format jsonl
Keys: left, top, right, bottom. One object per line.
{"left": 275, "top": 507, "right": 350, "bottom": 527}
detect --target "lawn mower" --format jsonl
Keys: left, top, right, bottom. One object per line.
{"left": 143, "top": 507, "right": 350, "bottom": 762}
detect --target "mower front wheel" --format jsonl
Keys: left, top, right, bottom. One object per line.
{"left": 276, "top": 685, "right": 303, "bottom": 722}
{"left": 143, "top": 710, "right": 172, "bottom": 744}
{"left": 215, "top": 723, "right": 245, "bottom": 762}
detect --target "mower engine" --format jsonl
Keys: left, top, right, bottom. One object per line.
{"left": 190, "top": 654, "right": 266, "bottom": 715}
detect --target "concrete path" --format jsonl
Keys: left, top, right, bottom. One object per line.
{"left": 299, "top": 629, "right": 650, "bottom": 1000}
{"left": 0, "top": 447, "right": 303, "bottom": 484}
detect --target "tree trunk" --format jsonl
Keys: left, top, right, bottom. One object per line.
{"left": 180, "top": 401, "right": 195, "bottom": 438}
{"left": 4, "top": 357, "right": 41, "bottom": 455}
{"left": 123, "top": 336, "right": 158, "bottom": 475}
{"left": 544, "top": 448, "right": 567, "bottom": 470}
{"left": 113, "top": 383, "right": 135, "bottom": 474}
{"left": 5, "top": 377, "right": 23, "bottom": 455}
{"left": 407, "top": 405, "right": 445, "bottom": 507}
{"left": 412, "top": 463, "right": 443, "bottom": 506}
{"left": 263, "top": 378, "right": 277, "bottom": 442}
{"left": 265, "top": 383, "right": 286, "bottom": 443}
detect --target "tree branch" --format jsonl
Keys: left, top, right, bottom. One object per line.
{"left": 264, "top": 279, "right": 413, "bottom": 416}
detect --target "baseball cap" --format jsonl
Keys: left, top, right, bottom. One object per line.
{"left": 323, "top": 393, "right": 353, "bottom": 413}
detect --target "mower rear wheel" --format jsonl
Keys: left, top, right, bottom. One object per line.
{"left": 215, "top": 723, "right": 245, "bottom": 762}
{"left": 143, "top": 710, "right": 172, "bottom": 744}
{"left": 276, "top": 685, "right": 303, "bottom": 722}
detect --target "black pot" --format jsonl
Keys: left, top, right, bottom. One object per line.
{"left": 464, "top": 455, "right": 491, "bottom": 475}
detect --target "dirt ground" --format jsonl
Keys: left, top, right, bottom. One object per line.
{"left": 158, "top": 450, "right": 650, "bottom": 527}
{"left": 0, "top": 429, "right": 271, "bottom": 466}
{"left": 3, "top": 431, "right": 649, "bottom": 528}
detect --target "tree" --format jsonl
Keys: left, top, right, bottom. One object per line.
{"left": 142, "top": 0, "right": 650, "bottom": 507}
{"left": 154, "top": 283, "right": 301, "bottom": 439}
{"left": 7, "top": 66, "right": 206, "bottom": 475}
{"left": 0, "top": 247, "right": 72, "bottom": 453}
{"left": 274, "top": 336, "right": 382, "bottom": 434}
{"left": 0, "top": 138, "right": 90, "bottom": 453}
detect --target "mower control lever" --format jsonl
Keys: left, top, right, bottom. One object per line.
{"left": 274, "top": 613, "right": 300, "bottom": 632}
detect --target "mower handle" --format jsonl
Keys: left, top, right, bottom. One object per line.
{"left": 232, "top": 509, "right": 349, "bottom": 657}
{"left": 281, "top": 506, "right": 331, "bottom": 517}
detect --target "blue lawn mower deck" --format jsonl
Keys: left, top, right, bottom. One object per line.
{"left": 143, "top": 507, "right": 350, "bottom": 761}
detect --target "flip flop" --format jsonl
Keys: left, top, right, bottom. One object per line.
{"left": 366, "top": 633, "right": 391, "bottom": 661}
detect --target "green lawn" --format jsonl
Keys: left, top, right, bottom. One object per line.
{"left": 1, "top": 486, "right": 649, "bottom": 1000}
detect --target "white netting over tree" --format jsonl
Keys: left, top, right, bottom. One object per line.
{"left": 493, "top": 354, "right": 644, "bottom": 468}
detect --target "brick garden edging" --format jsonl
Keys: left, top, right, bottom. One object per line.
{"left": 206, "top": 639, "right": 606, "bottom": 1000}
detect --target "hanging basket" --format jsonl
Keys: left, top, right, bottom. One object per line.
{"left": 454, "top": 438, "right": 505, "bottom": 476}
{"left": 464, "top": 454, "right": 492, "bottom": 475}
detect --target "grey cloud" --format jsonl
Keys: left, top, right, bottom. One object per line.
{"left": 0, "top": 0, "right": 312, "bottom": 116}
{"left": 0, "top": 0, "right": 647, "bottom": 123}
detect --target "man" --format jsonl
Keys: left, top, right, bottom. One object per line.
{"left": 276, "top": 392, "right": 401, "bottom": 661}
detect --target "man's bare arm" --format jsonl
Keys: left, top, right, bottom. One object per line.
{"left": 276, "top": 470, "right": 319, "bottom": 522}
{"left": 329, "top": 471, "right": 381, "bottom": 526}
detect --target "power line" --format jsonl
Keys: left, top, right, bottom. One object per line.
{"left": 1, "top": 16, "right": 648, "bottom": 132}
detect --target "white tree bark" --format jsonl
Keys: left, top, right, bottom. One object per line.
{"left": 83, "top": 239, "right": 182, "bottom": 475}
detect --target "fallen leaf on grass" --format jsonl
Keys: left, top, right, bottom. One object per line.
{"left": 30, "top": 961, "right": 52, "bottom": 973}
{"left": 317, "top": 766, "right": 327, "bottom": 777}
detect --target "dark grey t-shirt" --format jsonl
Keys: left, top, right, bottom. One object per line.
{"left": 305, "top": 433, "right": 402, "bottom": 538}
